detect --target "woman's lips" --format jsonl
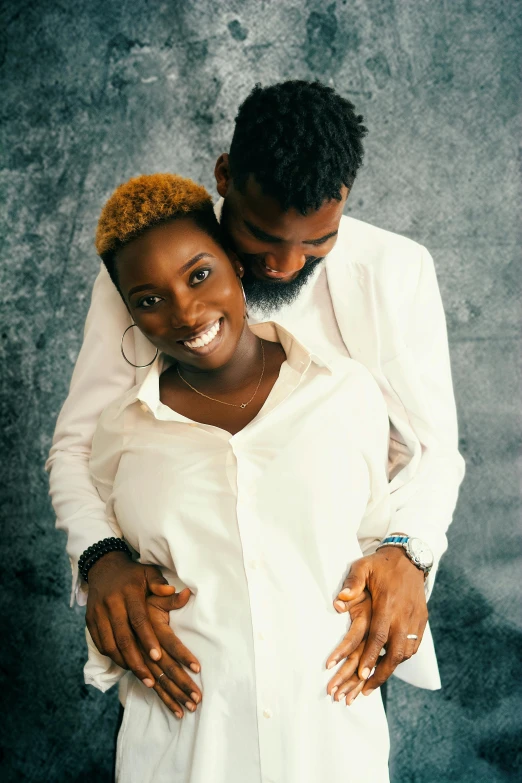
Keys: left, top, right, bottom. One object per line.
{"left": 178, "top": 318, "right": 224, "bottom": 357}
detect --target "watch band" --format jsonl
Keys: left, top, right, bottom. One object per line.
{"left": 376, "top": 535, "right": 409, "bottom": 549}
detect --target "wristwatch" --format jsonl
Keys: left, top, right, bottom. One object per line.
{"left": 376, "top": 534, "right": 434, "bottom": 577}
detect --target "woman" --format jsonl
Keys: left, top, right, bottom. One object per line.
{"left": 85, "top": 173, "right": 391, "bottom": 782}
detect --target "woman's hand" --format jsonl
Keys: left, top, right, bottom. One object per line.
{"left": 140, "top": 593, "right": 202, "bottom": 718}
{"left": 333, "top": 547, "right": 428, "bottom": 696}
{"left": 86, "top": 552, "right": 197, "bottom": 689}
{"left": 326, "top": 589, "right": 372, "bottom": 705}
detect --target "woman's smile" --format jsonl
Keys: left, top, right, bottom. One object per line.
{"left": 177, "top": 317, "right": 225, "bottom": 357}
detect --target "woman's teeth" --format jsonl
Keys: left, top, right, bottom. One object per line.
{"left": 183, "top": 320, "right": 221, "bottom": 349}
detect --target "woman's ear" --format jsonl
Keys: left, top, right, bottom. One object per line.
{"left": 215, "top": 153, "right": 231, "bottom": 199}
{"left": 228, "top": 249, "right": 244, "bottom": 279}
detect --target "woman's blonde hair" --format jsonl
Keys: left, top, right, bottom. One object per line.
{"left": 95, "top": 173, "right": 221, "bottom": 289}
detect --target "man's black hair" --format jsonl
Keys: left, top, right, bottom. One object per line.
{"left": 228, "top": 80, "right": 368, "bottom": 214}
{"left": 101, "top": 205, "right": 223, "bottom": 296}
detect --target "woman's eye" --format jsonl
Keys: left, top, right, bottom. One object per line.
{"left": 192, "top": 269, "right": 210, "bottom": 285}
{"left": 138, "top": 295, "right": 162, "bottom": 308}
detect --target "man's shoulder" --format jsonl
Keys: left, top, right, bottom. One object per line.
{"left": 338, "top": 215, "right": 426, "bottom": 267}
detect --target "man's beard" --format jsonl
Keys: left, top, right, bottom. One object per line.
{"left": 241, "top": 256, "right": 324, "bottom": 315}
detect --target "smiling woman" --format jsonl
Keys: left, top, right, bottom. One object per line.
{"left": 95, "top": 173, "right": 287, "bottom": 432}
{"left": 81, "top": 172, "right": 394, "bottom": 782}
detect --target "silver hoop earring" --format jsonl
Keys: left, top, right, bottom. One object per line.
{"left": 121, "top": 323, "right": 159, "bottom": 368}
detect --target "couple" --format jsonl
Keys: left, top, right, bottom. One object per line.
{"left": 48, "top": 81, "right": 464, "bottom": 782}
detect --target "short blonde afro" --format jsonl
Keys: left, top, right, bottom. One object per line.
{"left": 95, "top": 173, "right": 214, "bottom": 258}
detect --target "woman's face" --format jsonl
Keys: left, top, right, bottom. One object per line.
{"left": 116, "top": 217, "right": 246, "bottom": 370}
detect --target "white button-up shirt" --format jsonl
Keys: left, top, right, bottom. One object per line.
{"left": 86, "top": 322, "right": 391, "bottom": 783}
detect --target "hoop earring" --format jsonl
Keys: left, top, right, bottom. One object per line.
{"left": 121, "top": 323, "right": 159, "bottom": 368}
{"left": 240, "top": 280, "right": 249, "bottom": 319}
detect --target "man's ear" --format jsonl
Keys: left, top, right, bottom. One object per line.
{"left": 215, "top": 153, "right": 231, "bottom": 198}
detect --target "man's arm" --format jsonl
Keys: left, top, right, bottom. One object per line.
{"left": 47, "top": 265, "right": 178, "bottom": 686}
{"left": 47, "top": 264, "right": 135, "bottom": 603}
{"left": 335, "top": 245, "right": 465, "bottom": 692}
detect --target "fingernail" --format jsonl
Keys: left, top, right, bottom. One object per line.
{"left": 361, "top": 668, "right": 371, "bottom": 680}
{"left": 330, "top": 686, "right": 338, "bottom": 697}
{"left": 346, "top": 695, "right": 356, "bottom": 706}
{"left": 327, "top": 660, "right": 337, "bottom": 670}
{"left": 186, "top": 702, "right": 196, "bottom": 712}
{"left": 149, "top": 648, "right": 161, "bottom": 661}
{"left": 190, "top": 692, "right": 200, "bottom": 703}
{"left": 336, "top": 692, "right": 346, "bottom": 703}
{"left": 174, "top": 711, "right": 183, "bottom": 719}
{"left": 143, "top": 678, "right": 155, "bottom": 688}
{"left": 334, "top": 600, "right": 345, "bottom": 612}
{"left": 190, "top": 663, "right": 200, "bottom": 673}
{"left": 363, "top": 688, "right": 374, "bottom": 697}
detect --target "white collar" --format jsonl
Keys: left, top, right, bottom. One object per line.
{"left": 117, "top": 320, "right": 332, "bottom": 419}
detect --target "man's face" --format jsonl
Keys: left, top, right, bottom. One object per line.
{"left": 215, "top": 155, "right": 349, "bottom": 313}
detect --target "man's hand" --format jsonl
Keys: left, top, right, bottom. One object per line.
{"left": 332, "top": 546, "right": 428, "bottom": 696}
{"left": 86, "top": 552, "right": 199, "bottom": 690}
{"left": 326, "top": 589, "right": 372, "bottom": 706}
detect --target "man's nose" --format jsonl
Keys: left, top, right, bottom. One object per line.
{"left": 264, "top": 246, "right": 306, "bottom": 274}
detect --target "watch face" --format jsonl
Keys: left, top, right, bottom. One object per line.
{"left": 407, "top": 538, "right": 434, "bottom": 569}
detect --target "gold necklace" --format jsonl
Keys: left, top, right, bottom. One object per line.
{"left": 176, "top": 340, "right": 265, "bottom": 409}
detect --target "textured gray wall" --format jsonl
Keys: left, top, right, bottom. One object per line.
{"left": 1, "top": 0, "right": 520, "bottom": 780}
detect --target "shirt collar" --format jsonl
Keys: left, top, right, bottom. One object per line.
{"left": 116, "top": 320, "right": 332, "bottom": 419}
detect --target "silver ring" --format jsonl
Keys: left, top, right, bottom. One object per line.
{"left": 406, "top": 634, "right": 418, "bottom": 640}
{"left": 157, "top": 673, "right": 167, "bottom": 685}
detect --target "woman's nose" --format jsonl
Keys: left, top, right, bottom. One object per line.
{"left": 169, "top": 295, "right": 204, "bottom": 331}
{"left": 264, "top": 246, "right": 306, "bottom": 274}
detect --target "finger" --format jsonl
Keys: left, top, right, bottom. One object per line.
{"left": 147, "top": 648, "right": 202, "bottom": 703}
{"left": 358, "top": 615, "right": 391, "bottom": 681}
{"left": 86, "top": 615, "right": 104, "bottom": 656}
{"left": 326, "top": 612, "right": 369, "bottom": 670}
{"left": 333, "top": 587, "right": 370, "bottom": 614}
{"left": 145, "top": 567, "right": 177, "bottom": 596}
{"left": 126, "top": 595, "right": 163, "bottom": 662}
{"left": 346, "top": 678, "right": 365, "bottom": 706}
{"left": 151, "top": 679, "right": 185, "bottom": 718}
{"left": 148, "top": 589, "right": 192, "bottom": 614}
{"left": 148, "top": 659, "right": 200, "bottom": 712}
{"left": 327, "top": 641, "right": 365, "bottom": 698}
{"left": 155, "top": 624, "right": 201, "bottom": 674}
{"left": 334, "top": 561, "right": 368, "bottom": 609}
{"left": 95, "top": 617, "right": 127, "bottom": 669}
{"left": 110, "top": 613, "right": 156, "bottom": 688}
{"left": 362, "top": 639, "right": 404, "bottom": 695}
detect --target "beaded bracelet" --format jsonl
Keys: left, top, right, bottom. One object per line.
{"left": 78, "top": 537, "right": 131, "bottom": 582}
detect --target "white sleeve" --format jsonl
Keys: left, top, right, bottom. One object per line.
{"left": 383, "top": 247, "right": 465, "bottom": 597}
{"left": 46, "top": 264, "right": 135, "bottom": 605}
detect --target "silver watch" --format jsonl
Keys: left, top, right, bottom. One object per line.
{"left": 377, "top": 535, "right": 434, "bottom": 577}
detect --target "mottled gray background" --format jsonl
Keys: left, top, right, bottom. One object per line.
{"left": 0, "top": 0, "right": 520, "bottom": 780}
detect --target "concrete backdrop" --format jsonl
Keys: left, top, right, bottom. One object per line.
{"left": 0, "top": 0, "right": 520, "bottom": 780}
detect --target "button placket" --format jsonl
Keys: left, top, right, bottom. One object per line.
{"left": 233, "top": 441, "right": 282, "bottom": 783}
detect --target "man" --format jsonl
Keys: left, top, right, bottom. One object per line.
{"left": 48, "top": 80, "right": 464, "bottom": 714}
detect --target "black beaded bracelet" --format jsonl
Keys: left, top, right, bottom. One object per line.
{"left": 78, "top": 537, "right": 131, "bottom": 582}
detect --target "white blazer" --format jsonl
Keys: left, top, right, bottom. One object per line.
{"left": 47, "top": 210, "right": 465, "bottom": 691}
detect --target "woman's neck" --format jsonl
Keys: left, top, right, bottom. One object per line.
{"left": 175, "top": 323, "right": 263, "bottom": 395}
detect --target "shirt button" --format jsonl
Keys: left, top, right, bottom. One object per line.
{"left": 263, "top": 709, "right": 272, "bottom": 719}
